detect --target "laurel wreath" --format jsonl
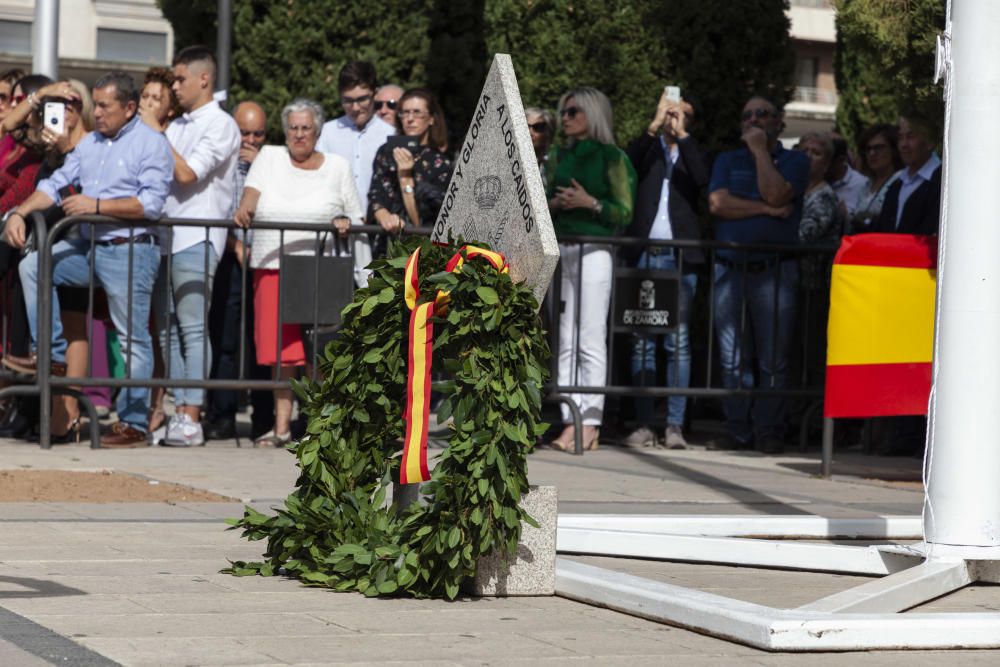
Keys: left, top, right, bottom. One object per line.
{"left": 225, "top": 236, "right": 550, "bottom": 599}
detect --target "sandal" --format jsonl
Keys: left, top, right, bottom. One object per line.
{"left": 549, "top": 425, "right": 576, "bottom": 452}
{"left": 254, "top": 430, "right": 292, "bottom": 448}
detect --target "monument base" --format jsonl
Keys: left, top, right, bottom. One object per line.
{"left": 464, "top": 485, "right": 557, "bottom": 596}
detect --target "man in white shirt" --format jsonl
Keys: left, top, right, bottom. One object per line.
{"left": 316, "top": 61, "right": 395, "bottom": 286}
{"left": 151, "top": 45, "right": 240, "bottom": 446}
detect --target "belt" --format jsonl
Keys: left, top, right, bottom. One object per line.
{"left": 715, "top": 255, "right": 788, "bottom": 274}
{"left": 95, "top": 233, "right": 159, "bottom": 247}
{"left": 646, "top": 246, "right": 674, "bottom": 256}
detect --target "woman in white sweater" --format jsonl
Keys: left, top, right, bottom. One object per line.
{"left": 234, "top": 98, "right": 363, "bottom": 447}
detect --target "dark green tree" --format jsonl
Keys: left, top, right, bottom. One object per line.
{"left": 157, "top": 0, "right": 217, "bottom": 52}
{"left": 426, "top": 0, "right": 488, "bottom": 148}
{"left": 834, "top": 0, "right": 946, "bottom": 147}
{"left": 159, "top": 0, "right": 795, "bottom": 150}
{"left": 486, "top": 0, "right": 794, "bottom": 150}
{"left": 646, "top": 0, "right": 795, "bottom": 151}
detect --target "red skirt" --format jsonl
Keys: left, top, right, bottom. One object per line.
{"left": 253, "top": 269, "right": 306, "bottom": 366}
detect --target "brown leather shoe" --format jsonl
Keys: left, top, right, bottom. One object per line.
{"left": 2, "top": 353, "right": 67, "bottom": 377}
{"left": 100, "top": 422, "right": 148, "bottom": 448}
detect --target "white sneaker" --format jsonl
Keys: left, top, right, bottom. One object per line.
{"left": 623, "top": 426, "right": 657, "bottom": 449}
{"left": 664, "top": 425, "right": 688, "bottom": 450}
{"left": 163, "top": 413, "right": 205, "bottom": 447}
{"left": 148, "top": 423, "right": 167, "bottom": 446}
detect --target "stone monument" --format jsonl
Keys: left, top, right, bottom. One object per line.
{"left": 431, "top": 53, "right": 559, "bottom": 309}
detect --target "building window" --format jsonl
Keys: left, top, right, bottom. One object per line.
{"left": 96, "top": 28, "right": 167, "bottom": 64}
{"left": 0, "top": 20, "right": 32, "bottom": 55}
{"left": 794, "top": 56, "right": 820, "bottom": 90}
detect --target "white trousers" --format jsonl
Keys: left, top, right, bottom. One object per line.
{"left": 557, "top": 243, "right": 612, "bottom": 425}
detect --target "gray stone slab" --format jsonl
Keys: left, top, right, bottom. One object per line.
{"left": 467, "top": 485, "right": 557, "bottom": 596}
{"left": 430, "top": 53, "right": 558, "bottom": 307}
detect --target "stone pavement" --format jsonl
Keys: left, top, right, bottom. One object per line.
{"left": 0, "top": 436, "right": 997, "bottom": 666}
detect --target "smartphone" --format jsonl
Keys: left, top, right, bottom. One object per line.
{"left": 44, "top": 102, "right": 65, "bottom": 135}
{"left": 386, "top": 134, "right": 420, "bottom": 154}
{"left": 664, "top": 85, "right": 681, "bottom": 103}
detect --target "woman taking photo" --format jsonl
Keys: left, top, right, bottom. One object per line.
{"left": 369, "top": 88, "right": 452, "bottom": 237}
{"left": 849, "top": 123, "right": 903, "bottom": 233}
{"left": 546, "top": 87, "right": 636, "bottom": 452}
{"left": 234, "top": 98, "right": 363, "bottom": 447}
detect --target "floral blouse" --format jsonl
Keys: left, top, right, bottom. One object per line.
{"left": 799, "top": 182, "right": 839, "bottom": 244}
{"left": 368, "top": 143, "right": 453, "bottom": 226}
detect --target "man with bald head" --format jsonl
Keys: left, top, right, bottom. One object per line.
{"left": 203, "top": 99, "right": 274, "bottom": 441}
{"left": 373, "top": 84, "right": 403, "bottom": 125}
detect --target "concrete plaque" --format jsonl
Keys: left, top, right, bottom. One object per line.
{"left": 431, "top": 54, "right": 559, "bottom": 308}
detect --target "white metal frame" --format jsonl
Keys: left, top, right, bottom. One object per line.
{"left": 553, "top": 517, "right": 1000, "bottom": 651}
{"left": 552, "top": 0, "right": 1000, "bottom": 651}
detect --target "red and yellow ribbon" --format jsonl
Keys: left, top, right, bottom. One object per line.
{"left": 400, "top": 245, "right": 509, "bottom": 484}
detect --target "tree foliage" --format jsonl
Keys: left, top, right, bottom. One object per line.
{"left": 159, "top": 0, "right": 794, "bottom": 151}
{"left": 834, "top": 0, "right": 945, "bottom": 147}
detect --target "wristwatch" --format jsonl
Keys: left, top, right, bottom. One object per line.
{"left": 403, "top": 184, "right": 415, "bottom": 195}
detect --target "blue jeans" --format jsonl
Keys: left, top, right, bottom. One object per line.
{"left": 630, "top": 251, "right": 698, "bottom": 427}
{"left": 20, "top": 237, "right": 160, "bottom": 431}
{"left": 712, "top": 258, "right": 798, "bottom": 443}
{"left": 153, "top": 241, "right": 219, "bottom": 407}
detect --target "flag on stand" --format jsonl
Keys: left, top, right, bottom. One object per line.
{"left": 824, "top": 233, "right": 937, "bottom": 418}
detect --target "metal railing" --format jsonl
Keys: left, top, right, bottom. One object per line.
{"left": 1, "top": 214, "right": 838, "bottom": 473}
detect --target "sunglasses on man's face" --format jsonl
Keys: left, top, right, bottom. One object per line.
{"left": 528, "top": 122, "right": 547, "bottom": 133}
{"left": 740, "top": 108, "right": 773, "bottom": 121}
{"left": 374, "top": 99, "right": 397, "bottom": 111}
{"left": 12, "top": 94, "right": 25, "bottom": 106}
{"left": 560, "top": 106, "right": 581, "bottom": 119}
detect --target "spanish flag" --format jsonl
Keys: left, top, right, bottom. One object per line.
{"left": 824, "top": 233, "right": 937, "bottom": 418}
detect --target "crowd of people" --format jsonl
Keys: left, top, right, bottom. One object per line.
{"left": 0, "top": 50, "right": 943, "bottom": 456}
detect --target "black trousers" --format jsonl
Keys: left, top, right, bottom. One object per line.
{"left": 206, "top": 250, "right": 274, "bottom": 438}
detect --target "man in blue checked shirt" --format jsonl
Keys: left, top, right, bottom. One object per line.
{"left": 3, "top": 71, "right": 173, "bottom": 447}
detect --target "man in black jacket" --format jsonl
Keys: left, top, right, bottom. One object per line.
{"left": 622, "top": 90, "right": 710, "bottom": 449}
{"left": 863, "top": 113, "right": 941, "bottom": 457}
{"left": 869, "top": 114, "right": 941, "bottom": 235}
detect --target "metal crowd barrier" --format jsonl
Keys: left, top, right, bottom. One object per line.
{"left": 1, "top": 214, "right": 837, "bottom": 473}
{"left": 544, "top": 234, "right": 837, "bottom": 465}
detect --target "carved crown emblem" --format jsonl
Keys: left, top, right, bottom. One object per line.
{"left": 474, "top": 175, "right": 502, "bottom": 210}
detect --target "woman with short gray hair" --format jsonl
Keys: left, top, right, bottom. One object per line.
{"left": 546, "top": 86, "right": 636, "bottom": 452}
{"left": 233, "top": 97, "right": 362, "bottom": 447}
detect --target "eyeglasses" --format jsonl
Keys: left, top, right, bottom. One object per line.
{"left": 560, "top": 106, "right": 581, "bottom": 119}
{"left": 0, "top": 93, "right": 9, "bottom": 105}
{"left": 340, "top": 93, "right": 372, "bottom": 107}
{"left": 12, "top": 94, "right": 25, "bottom": 105}
{"left": 398, "top": 109, "right": 428, "bottom": 119}
{"left": 740, "top": 108, "right": 773, "bottom": 121}
{"left": 241, "top": 129, "right": 266, "bottom": 138}
{"left": 528, "top": 121, "right": 548, "bottom": 133}
{"left": 286, "top": 124, "right": 315, "bottom": 135}
{"left": 865, "top": 143, "right": 890, "bottom": 154}
{"left": 374, "top": 99, "right": 397, "bottom": 111}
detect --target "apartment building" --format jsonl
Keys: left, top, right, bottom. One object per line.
{"left": 784, "top": 0, "right": 838, "bottom": 143}
{"left": 0, "top": 0, "right": 172, "bottom": 84}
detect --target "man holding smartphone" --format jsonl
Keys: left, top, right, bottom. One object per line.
{"left": 4, "top": 71, "right": 174, "bottom": 447}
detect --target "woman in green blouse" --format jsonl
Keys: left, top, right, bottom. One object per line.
{"left": 547, "top": 87, "right": 637, "bottom": 452}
